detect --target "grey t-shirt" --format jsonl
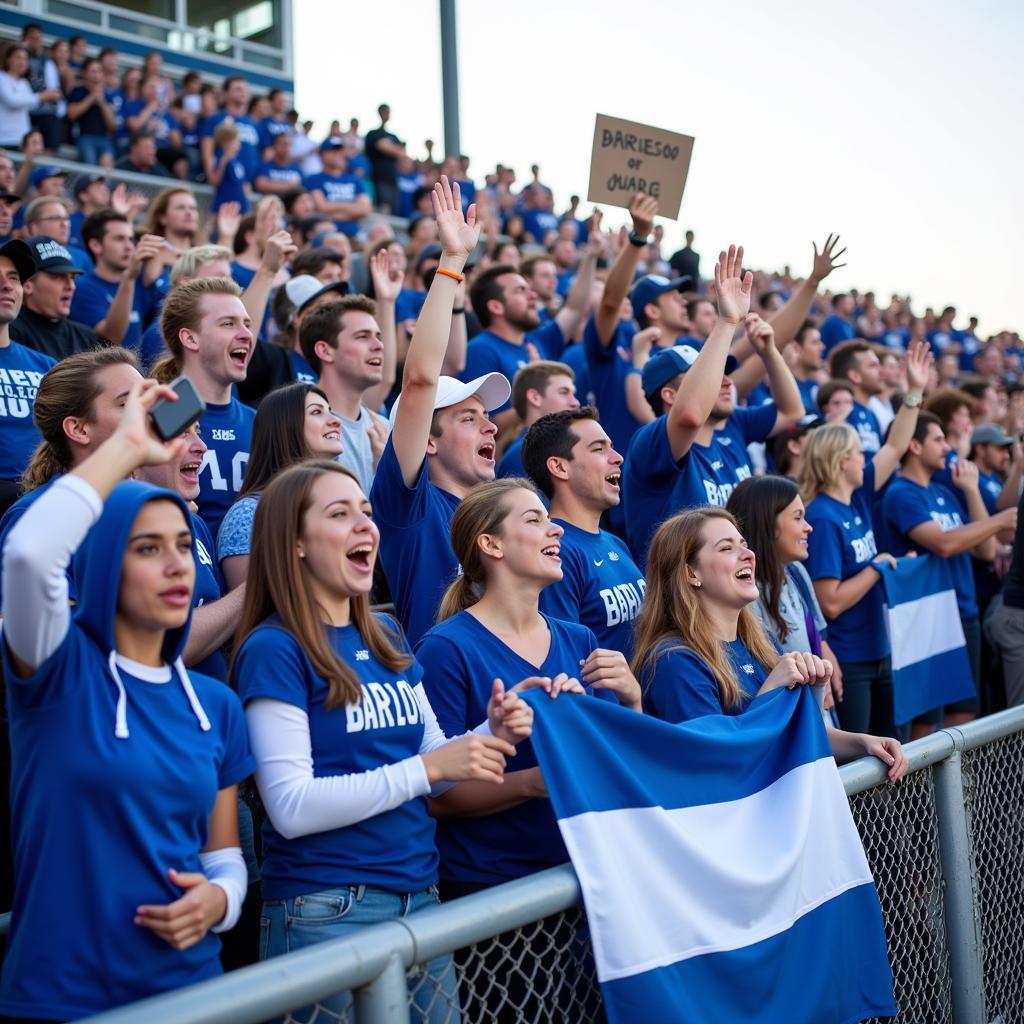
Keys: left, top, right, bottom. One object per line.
{"left": 339, "top": 404, "right": 387, "bottom": 496}
{"left": 752, "top": 561, "right": 826, "bottom": 654}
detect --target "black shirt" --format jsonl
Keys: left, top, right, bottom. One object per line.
{"left": 669, "top": 246, "right": 700, "bottom": 286}
{"left": 1001, "top": 485, "right": 1024, "bottom": 608}
{"left": 10, "top": 305, "right": 103, "bottom": 360}
{"left": 364, "top": 127, "right": 402, "bottom": 187}
{"left": 113, "top": 156, "right": 172, "bottom": 178}
{"left": 68, "top": 86, "right": 112, "bottom": 139}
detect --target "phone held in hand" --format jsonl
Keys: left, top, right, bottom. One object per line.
{"left": 149, "top": 376, "right": 206, "bottom": 441}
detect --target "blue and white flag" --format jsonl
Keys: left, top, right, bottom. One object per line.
{"left": 879, "top": 554, "right": 974, "bottom": 725}
{"left": 524, "top": 686, "right": 896, "bottom": 1024}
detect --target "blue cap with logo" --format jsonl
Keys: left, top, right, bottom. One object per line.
{"left": 629, "top": 273, "right": 693, "bottom": 321}
{"left": 641, "top": 343, "right": 739, "bottom": 399}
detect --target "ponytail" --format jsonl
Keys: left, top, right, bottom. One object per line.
{"left": 437, "top": 574, "right": 480, "bottom": 622}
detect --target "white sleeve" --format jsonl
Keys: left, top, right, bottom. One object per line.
{"left": 199, "top": 846, "right": 247, "bottom": 934}
{"left": 245, "top": 698, "right": 433, "bottom": 840}
{"left": 413, "top": 682, "right": 493, "bottom": 797}
{"left": 2, "top": 475, "right": 102, "bottom": 670}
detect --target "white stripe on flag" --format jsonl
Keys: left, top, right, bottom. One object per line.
{"left": 559, "top": 756, "right": 872, "bottom": 984}
{"left": 887, "top": 588, "right": 965, "bottom": 671}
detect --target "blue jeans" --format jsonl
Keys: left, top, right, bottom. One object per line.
{"left": 77, "top": 133, "right": 115, "bottom": 166}
{"left": 261, "top": 885, "right": 460, "bottom": 1023}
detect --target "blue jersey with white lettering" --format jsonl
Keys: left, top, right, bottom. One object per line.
{"left": 369, "top": 439, "right": 460, "bottom": 646}
{"left": 848, "top": 400, "right": 882, "bottom": 455}
{"left": 805, "top": 461, "right": 888, "bottom": 661}
{"left": 253, "top": 161, "right": 303, "bottom": 189}
{"left": 190, "top": 513, "right": 227, "bottom": 681}
{"left": 196, "top": 398, "right": 255, "bottom": 542}
{"left": 416, "top": 610, "right": 604, "bottom": 884}
{"left": 462, "top": 320, "right": 565, "bottom": 413}
{"left": 539, "top": 520, "right": 645, "bottom": 660}
{"left": 0, "top": 342, "right": 55, "bottom": 480}
{"left": 212, "top": 157, "right": 249, "bottom": 214}
{"left": 257, "top": 116, "right": 293, "bottom": 151}
{"left": 641, "top": 637, "right": 769, "bottom": 723}
{"left": 291, "top": 350, "right": 317, "bottom": 383}
{"left": 235, "top": 614, "right": 438, "bottom": 898}
{"left": 70, "top": 271, "right": 151, "bottom": 352}
{"left": 881, "top": 476, "right": 978, "bottom": 618}
{"left": 201, "top": 112, "right": 260, "bottom": 179}
{"left": 303, "top": 172, "right": 368, "bottom": 235}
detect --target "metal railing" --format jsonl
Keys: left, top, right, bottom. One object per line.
{"left": 1, "top": 706, "right": 1020, "bottom": 1023}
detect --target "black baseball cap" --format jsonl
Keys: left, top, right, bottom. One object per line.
{"left": 0, "top": 239, "right": 37, "bottom": 282}
{"left": 70, "top": 172, "right": 107, "bottom": 197}
{"left": 25, "top": 235, "right": 83, "bottom": 276}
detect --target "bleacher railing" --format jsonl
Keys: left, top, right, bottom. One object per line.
{"left": 2, "top": 706, "right": 1021, "bottom": 1024}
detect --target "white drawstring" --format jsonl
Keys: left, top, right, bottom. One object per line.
{"left": 174, "top": 657, "right": 211, "bottom": 732}
{"left": 107, "top": 650, "right": 129, "bottom": 739}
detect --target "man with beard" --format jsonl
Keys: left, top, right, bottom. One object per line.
{"left": 829, "top": 339, "right": 885, "bottom": 455}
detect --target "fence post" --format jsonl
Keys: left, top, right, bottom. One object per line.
{"left": 932, "top": 747, "right": 985, "bottom": 1024}
{"left": 353, "top": 953, "right": 408, "bottom": 1024}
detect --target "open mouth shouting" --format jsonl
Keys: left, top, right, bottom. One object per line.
{"left": 477, "top": 441, "right": 496, "bottom": 465}
{"left": 605, "top": 471, "right": 621, "bottom": 492}
{"left": 228, "top": 343, "right": 251, "bottom": 372}
{"left": 542, "top": 543, "right": 561, "bottom": 564}
{"left": 179, "top": 458, "right": 201, "bottom": 488}
{"left": 346, "top": 543, "right": 375, "bottom": 575}
{"left": 734, "top": 565, "right": 755, "bottom": 586}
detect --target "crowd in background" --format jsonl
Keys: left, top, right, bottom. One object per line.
{"left": 1, "top": 22, "right": 1023, "bottom": 1022}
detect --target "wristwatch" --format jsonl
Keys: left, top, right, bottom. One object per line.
{"left": 904, "top": 392, "right": 923, "bottom": 408}
{"left": 628, "top": 231, "right": 649, "bottom": 248}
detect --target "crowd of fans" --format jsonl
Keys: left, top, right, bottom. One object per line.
{"left": 1, "top": 23, "right": 1023, "bottom": 1021}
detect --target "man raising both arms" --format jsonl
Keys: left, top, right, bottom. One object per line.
{"left": 370, "top": 177, "right": 509, "bottom": 645}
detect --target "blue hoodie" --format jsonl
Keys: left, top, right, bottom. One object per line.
{"left": 0, "top": 480, "right": 254, "bottom": 1021}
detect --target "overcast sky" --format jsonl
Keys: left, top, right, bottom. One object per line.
{"left": 295, "top": 0, "right": 1023, "bottom": 334}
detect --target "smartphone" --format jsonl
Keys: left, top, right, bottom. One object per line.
{"left": 149, "top": 376, "right": 206, "bottom": 441}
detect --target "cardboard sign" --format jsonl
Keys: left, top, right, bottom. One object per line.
{"left": 587, "top": 114, "right": 694, "bottom": 220}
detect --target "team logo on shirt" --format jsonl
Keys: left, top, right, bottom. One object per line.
{"left": 608, "top": 551, "right": 620, "bottom": 561}
{"left": 355, "top": 650, "right": 369, "bottom": 661}
{"left": 741, "top": 663, "right": 755, "bottom": 675}
{"left": 593, "top": 559, "right": 604, "bottom": 566}
{"left": 842, "top": 521, "right": 850, "bottom": 530}
{"left": 719, "top": 437, "right": 732, "bottom": 447}
{"left": 937, "top": 497, "right": 946, "bottom": 506}
{"left": 211, "top": 429, "right": 236, "bottom": 440}
{"left": 711, "top": 460, "right": 724, "bottom": 471}
{"left": 854, "top": 516, "right": 862, "bottom": 526}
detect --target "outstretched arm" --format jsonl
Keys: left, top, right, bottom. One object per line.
{"left": 873, "top": 341, "right": 932, "bottom": 488}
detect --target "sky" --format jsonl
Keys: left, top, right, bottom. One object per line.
{"left": 294, "top": 0, "right": 1024, "bottom": 334}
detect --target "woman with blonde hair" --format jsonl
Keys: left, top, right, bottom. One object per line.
{"left": 232, "top": 460, "right": 535, "bottom": 1021}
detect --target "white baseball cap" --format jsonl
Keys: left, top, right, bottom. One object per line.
{"left": 388, "top": 372, "right": 511, "bottom": 427}
{"left": 284, "top": 274, "right": 347, "bottom": 313}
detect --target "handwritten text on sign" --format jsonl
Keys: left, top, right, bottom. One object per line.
{"left": 587, "top": 114, "right": 694, "bottom": 220}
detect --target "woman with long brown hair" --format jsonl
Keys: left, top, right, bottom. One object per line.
{"left": 231, "top": 460, "right": 533, "bottom": 1022}
{"left": 142, "top": 186, "right": 205, "bottom": 306}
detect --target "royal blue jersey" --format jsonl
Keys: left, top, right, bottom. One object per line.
{"left": 641, "top": 637, "right": 769, "bottom": 723}
{"left": 369, "top": 439, "right": 460, "bottom": 646}
{"left": 190, "top": 513, "right": 227, "bottom": 681}
{"left": 881, "top": 476, "right": 978, "bottom": 618}
{"left": 138, "top": 321, "right": 166, "bottom": 372}
{"left": 848, "top": 400, "right": 882, "bottom": 455}
{"left": 0, "top": 341, "right": 55, "bottom": 480}
{"left": 521, "top": 209, "right": 560, "bottom": 244}
{"left": 798, "top": 377, "right": 819, "bottom": 415}
{"left": 416, "top": 610, "right": 605, "bottom": 884}
{"left": 539, "top": 520, "right": 645, "bottom": 660}
{"left": 196, "top": 398, "right": 256, "bottom": 542}
{"left": 201, "top": 112, "right": 260, "bottom": 179}
{"left": 235, "top": 615, "right": 440, "bottom": 898}
{"left": 496, "top": 433, "right": 525, "bottom": 478}
{"left": 303, "top": 171, "right": 368, "bottom": 236}
{"left": 462, "top": 320, "right": 565, "bottom": 414}
{"left": 560, "top": 339, "right": 594, "bottom": 408}
{"left": 69, "top": 271, "right": 151, "bottom": 352}
{"left": 122, "top": 100, "right": 178, "bottom": 144}
{"left": 291, "top": 349, "right": 317, "bottom": 383}
{"left": 253, "top": 161, "right": 303, "bottom": 189}
{"left": 805, "top": 461, "right": 888, "bottom": 662}
{"left": 395, "top": 287, "right": 426, "bottom": 325}
{"left": 820, "top": 314, "right": 856, "bottom": 353}
{"left": 212, "top": 157, "right": 249, "bottom": 213}
{"left": 257, "top": 116, "right": 293, "bottom": 151}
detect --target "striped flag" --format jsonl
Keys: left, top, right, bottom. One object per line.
{"left": 524, "top": 686, "right": 896, "bottom": 1024}
{"left": 878, "top": 554, "right": 975, "bottom": 725}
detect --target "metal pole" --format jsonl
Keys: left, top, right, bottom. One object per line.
{"left": 439, "top": 0, "right": 460, "bottom": 158}
{"left": 353, "top": 953, "right": 408, "bottom": 1024}
{"left": 932, "top": 748, "right": 986, "bottom": 1024}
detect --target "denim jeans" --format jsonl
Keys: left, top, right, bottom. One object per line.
{"left": 76, "top": 133, "right": 115, "bottom": 166}
{"left": 261, "top": 885, "right": 459, "bottom": 1023}
{"left": 835, "top": 656, "right": 895, "bottom": 737}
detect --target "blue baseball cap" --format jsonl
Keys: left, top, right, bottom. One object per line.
{"left": 629, "top": 273, "right": 693, "bottom": 321}
{"left": 319, "top": 137, "right": 345, "bottom": 153}
{"left": 30, "top": 166, "right": 65, "bottom": 189}
{"left": 641, "top": 344, "right": 739, "bottom": 399}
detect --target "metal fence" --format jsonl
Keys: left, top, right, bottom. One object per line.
{"left": 1, "top": 706, "right": 1020, "bottom": 1023}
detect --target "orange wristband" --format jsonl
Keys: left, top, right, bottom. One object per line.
{"left": 436, "top": 267, "right": 464, "bottom": 283}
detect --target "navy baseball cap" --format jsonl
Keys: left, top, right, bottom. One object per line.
{"left": 629, "top": 273, "right": 693, "bottom": 321}
{"left": 0, "top": 239, "right": 37, "bottom": 282}
{"left": 70, "top": 172, "right": 106, "bottom": 197}
{"left": 641, "top": 344, "right": 739, "bottom": 399}
{"left": 25, "top": 236, "right": 82, "bottom": 276}
{"left": 30, "top": 166, "right": 65, "bottom": 189}
{"left": 319, "top": 137, "right": 345, "bottom": 153}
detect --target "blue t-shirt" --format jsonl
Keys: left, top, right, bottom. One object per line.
{"left": 798, "top": 377, "right": 819, "bottom": 415}
{"left": 560, "top": 339, "right": 594, "bottom": 409}
{"left": 539, "top": 520, "right": 645, "bottom": 660}
{"left": 235, "top": 615, "right": 439, "bottom": 898}
{"left": 0, "top": 637, "right": 252, "bottom": 1019}
{"left": 955, "top": 330, "right": 981, "bottom": 371}
{"left": 416, "top": 610, "right": 604, "bottom": 884}
{"left": 395, "top": 287, "right": 426, "bottom": 325}
{"left": 69, "top": 271, "right": 151, "bottom": 352}
{"left": 805, "top": 461, "right": 888, "bottom": 662}
{"left": 848, "top": 400, "right": 882, "bottom": 455}
{"left": 196, "top": 398, "right": 256, "bottom": 542}
{"left": 820, "top": 314, "right": 856, "bottom": 352}
{"left": 881, "top": 475, "right": 978, "bottom": 618}
{"left": 253, "top": 160, "right": 303, "bottom": 190}
{"left": 521, "top": 209, "right": 560, "bottom": 244}
{"left": 397, "top": 171, "right": 423, "bottom": 217}
{"left": 369, "top": 440, "right": 461, "bottom": 646}
{"left": 190, "top": 512, "right": 227, "bottom": 681}
{"left": 304, "top": 171, "right": 368, "bottom": 236}
{"left": 462, "top": 320, "right": 565, "bottom": 414}
{"left": 0, "top": 342, "right": 55, "bottom": 480}
{"left": 641, "top": 637, "right": 769, "bottom": 723}
{"left": 291, "top": 349, "right": 317, "bottom": 383}
{"left": 213, "top": 157, "right": 249, "bottom": 213}
{"left": 257, "top": 116, "right": 293, "bottom": 151}
{"left": 496, "top": 434, "right": 525, "bottom": 478}
{"left": 122, "top": 99, "right": 178, "bottom": 144}
{"left": 201, "top": 112, "right": 261, "bottom": 180}
{"left": 582, "top": 315, "right": 649, "bottom": 457}
{"left": 977, "top": 470, "right": 1003, "bottom": 514}
{"left": 927, "top": 329, "right": 955, "bottom": 356}
{"left": 138, "top": 321, "right": 166, "bottom": 372}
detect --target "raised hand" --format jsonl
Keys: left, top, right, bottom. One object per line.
{"left": 714, "top": 245, "right": 753, "bottom": 325}
{"left": 253, "top": 195, "right": 282, "bottom": 243}
{"left": 366, "top": 410, "right": 389, "bottom": 468}
{"left": 260, "top": 229, "right": 297, "bottom": 275}
{"left": 216, "top": 201, "right": 242, "bottom": 246}
{"left": 810, "top": 234, "right": 847, "bottom": 284}
{"left": 431, "top": 175, "right": 479, "bottom": 264}
{"left": 903, "top": 339, "right": 933, "bottom": 394}
{"left": 630, "top": 326, "right": 662, "bottom": 367}
{"left": 127, "top": 234, "right": 167, "bottom": 278}
{"left": 586, "top": 210, "right": 606, "bottom": 256}
{"left": 369, "top": 248, "right": 401, "bottom": 303}
{"left": 951, "top": 457, "right": 980, "bottom": 493}
{"left": 115, "top": 378, "right": 191, "bottom": 469}
{"left": 743, "top": 312, "right": 776, "bottom": 358}
{"left": 629, "top": 193, "right": 659, "bottom": 238}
